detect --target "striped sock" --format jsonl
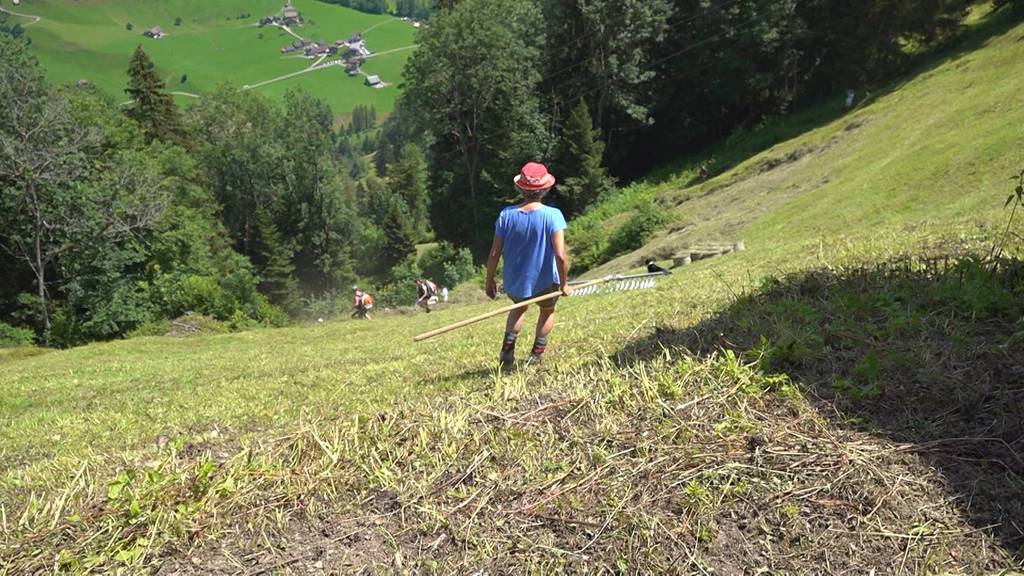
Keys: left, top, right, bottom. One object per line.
{"left": 500, "top": 332, "right": 517, "bottom": 357}
{"left": 531, "top": 336, "right": 548, "bottom": 357}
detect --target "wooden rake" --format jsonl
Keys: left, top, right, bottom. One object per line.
{"left": 412, "top": 271, "right": 669, "bottom": 342}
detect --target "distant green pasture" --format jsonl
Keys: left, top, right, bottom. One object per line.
{"left": 12, "top": 0, "right": 417, "bottom": 115}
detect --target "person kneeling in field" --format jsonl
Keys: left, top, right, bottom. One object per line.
{"left": 485, "top": 162, "right": 572, "bottom": 367}
{"left": 415, "top": 278, "right": 438, "bottom": 313}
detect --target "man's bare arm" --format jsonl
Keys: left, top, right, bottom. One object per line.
{"left": 484, "top": 234, "right": 503, "bottom": 299}
{"left": 551, "top": 230, "right": 572, "bottom": 295}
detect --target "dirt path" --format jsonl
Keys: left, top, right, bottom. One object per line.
{"left": 310, "top": 54, "right": 328, "bottom": 68}
{"left": 279, "top": 24, "right": 306, "bottom": 42}
{"left": 170, "top": 91, "right": 200, "bottom": 98}
{"left": 360, "top": 18, "right": 399, "bottom": 34}
{"left": 0, "top": 4, "right": 42, "bottom": 25}
{"left": 242, "top": 60, "right": 338, "bottom": 91}
{"left": 363, "top": 44, "right": 418, "bottom": 59}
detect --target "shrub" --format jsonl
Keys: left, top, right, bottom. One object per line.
{"left": 154, "top": 274, "right": 232, "bottom": 319}
{"left": 418, "top": 242, "right": 477, "bottom": 288}
{"left": 77, "top": 281, "right": 157, "bottom": 341}
{"left": 220, "top": 266, "right": 261, "bottom": 317}
{"left": 604, "top": 204, "right": 668, "bottom": 260}
{"left": 253, "top": 296, "right": 289, "bottom": 327}
{"left": 375, "top": 256, "right": 420, "bottom": 307}
{"left": 0, "top": 321, "right": 35, "bottom": 348}
{"left": 301, "top": 290, "right": 344, "bottom": 320}
{"left": 125, "top": 319, "right": 172, "bottom": 338}
{"left": 374, "top": 282, "right": 416, "bottom": 307}
{"left": 45, "top": 306, "right": 84, "bottom": 349}
{"left": 567, "top": 218, "right": 609, "bottom": 273}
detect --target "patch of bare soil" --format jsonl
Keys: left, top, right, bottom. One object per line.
{"left": 157, "top": 512, "right": 404, "bottom": 575}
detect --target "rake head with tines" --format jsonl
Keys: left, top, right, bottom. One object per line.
{"left": 568, "top": 271, "right": 668, "bottom": 297}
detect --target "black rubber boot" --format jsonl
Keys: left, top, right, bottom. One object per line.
{"left": 499, "top": 332, "right": 517, "bottom": 367}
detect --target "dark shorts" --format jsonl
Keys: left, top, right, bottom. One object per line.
{"left": 509, "top": 284, "right": 560, "bottom": 310}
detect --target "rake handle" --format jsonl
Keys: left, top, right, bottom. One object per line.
{"left": 412, "top": 277, "right": 608, "bottom": 342}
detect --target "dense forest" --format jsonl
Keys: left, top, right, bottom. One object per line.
{"left": 318, "top": 0, "right": 435, "bottom": 19}
{"left": 3, "top": 1, "right": 1020, "bottom": 347}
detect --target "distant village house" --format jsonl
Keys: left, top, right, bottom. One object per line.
{"left": 260, "top": 2, "right": 302, "bottom": 28}
{"left": 342, "top": 32, "right": 371, "bottom": 58}
{"left": 303, "top": 41, "right": 335, "bottom": 58}
{"left": 280, "top": 39, "right": 310, "bottom": 54}
{"left": 365, "top": 75, "right": 382, "bottom": 87}
{"left": 143, "top": 26, "right": 165, "bottom": 39}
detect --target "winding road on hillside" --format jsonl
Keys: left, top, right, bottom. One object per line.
{"left": 0, "top": 4, "right": 42, "bottom": 25}
{"left": 361, "top": 18, "right": 400, "bottom": 34}
{"left": 279, "top": 24, "right": 306, "bottom": 42}
{"left": 363, "top": 44, "right": 418, "bottom": 58}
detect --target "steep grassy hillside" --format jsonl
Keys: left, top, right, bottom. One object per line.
{"left": 1, "top": 6, "right": 1022, "bottom": 574}
{"left": 5, "top": 0, "right": 416, "bottom": 114}
{"left": 574, "top": 6, "right": 1024, "bottom": 278}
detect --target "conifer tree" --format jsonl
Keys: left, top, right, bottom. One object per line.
{"left": 350, "top": 105, "right": 365, "bottom": 132}
{"left": 251, "top": 206, "right": 301, "bottom": 313}
{"left": 389, "top": 143, "right": 429, "bottom": 238}
{"left": 555, "top": 99, "right": 614, "bottom": 216}
{"left": 124, "top": 45, "right": 187, "bottom": 145}
{"left": 381, "top": 197, "right": 416, "bottom": 270}
{"left": 374, "top": 134, "right": 396, "bottom": 176}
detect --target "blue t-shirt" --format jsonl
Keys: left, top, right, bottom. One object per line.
{"left": 495, "top": 204, "right": 567, "bottom": 298}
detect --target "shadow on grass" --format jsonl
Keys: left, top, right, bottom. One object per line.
{"left": 616, "top": 255, "right": 1024, "bottom": 561}
{"left": 637, "top": 6, "right": 1023, "bottom": 188}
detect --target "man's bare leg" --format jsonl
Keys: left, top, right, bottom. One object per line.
{"left": 529, "top": 307, "right": 556, "bottom": 364}
{"left": 535, "top": 307, "right": 555, "bottom": 339}
{"left": 506, "top": 305, "right": 528, "bottom": 334}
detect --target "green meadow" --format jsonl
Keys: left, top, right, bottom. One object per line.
{"left": 7, "top": 0, "right": 417, "bottom": 116}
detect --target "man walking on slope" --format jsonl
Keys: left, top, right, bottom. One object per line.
{"left": 485, "top": 162, "right": 572, "bottom": 367}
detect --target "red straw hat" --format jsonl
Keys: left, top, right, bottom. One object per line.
{"left": 513, "top": 162, "right": 556, "bottom": 191}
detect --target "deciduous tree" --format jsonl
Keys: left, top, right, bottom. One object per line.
{"left": 0, "top": 37, "right": 101, "bottom": 334}
{"left": 402, "top": 0, "right": 548, "bottom": 252}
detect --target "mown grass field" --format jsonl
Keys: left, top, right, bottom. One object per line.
{"left": 6, "top": 0, "right": 416, "bottom": 116}
{"left": 1, "top": 5, "right": 1023, "bottom": 574}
